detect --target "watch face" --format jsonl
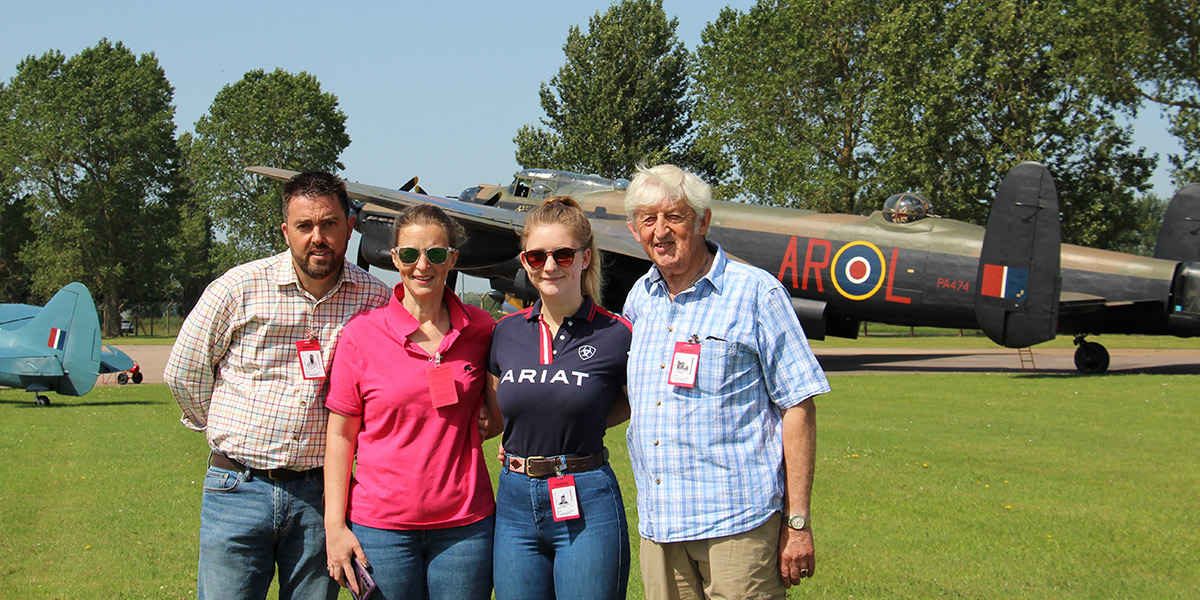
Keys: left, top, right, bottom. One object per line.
{"left": 788, "top": 515, "right": 807, "bottom": 530}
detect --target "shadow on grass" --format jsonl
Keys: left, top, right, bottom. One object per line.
{"left": 0, "top": 398, "right": 158, "bottom": 407}
{"left": 819, "top": 351, "right": 1200, "bottom": 375}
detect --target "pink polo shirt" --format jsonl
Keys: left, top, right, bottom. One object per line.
{"left": 326, "top": 284, "right": 495, "bottom": 530}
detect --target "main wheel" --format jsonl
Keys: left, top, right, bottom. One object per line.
{"left": 35, "top": 395, "right": 50, "bottom": 407}
{"left": 132, "top": 371, "right": 143, "bottom": 384}
{"left": 117, "top": 373, "right": 129, "bottom": 385}
{"left": 1074, "top": 341, "right": 1110, "bottom": 374}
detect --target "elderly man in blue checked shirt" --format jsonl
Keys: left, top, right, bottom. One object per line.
{"left": 621, "top": 164, "right": 830, "bottom": 600}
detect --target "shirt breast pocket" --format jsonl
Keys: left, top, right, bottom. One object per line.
{"left": 694, "top": 338, "right": 749, "bottom": 394}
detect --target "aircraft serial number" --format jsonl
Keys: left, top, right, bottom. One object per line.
{"left": 937, "top": 278, "right": 969, "bottom": 291}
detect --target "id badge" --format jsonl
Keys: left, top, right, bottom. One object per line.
{"left": 427, "top": 362, "right": 458, "bottom": 408}
{"left": 549, "top": 475, "right": 581, "bottom": 521}
{"left": 668, "top": 341, "right": 701, "bottom": 388}
{"left": 296, "top": 339, "right": 326, "bottom": 380}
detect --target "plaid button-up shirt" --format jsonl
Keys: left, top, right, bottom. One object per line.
{"left": 623, "top": 242, "right": 830, "bottom": 543}
{"left": 165, "top": 251, "right": 390, "bottom": 470}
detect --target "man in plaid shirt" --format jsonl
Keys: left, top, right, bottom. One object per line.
{"left": 166, "top": 172, "right": 389, "bottom": 600}
{"left": 622, "top": 164, "right": 830, "bottom": 600}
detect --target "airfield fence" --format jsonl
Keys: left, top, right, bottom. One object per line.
{"left": 99, "top": 301, "right": 183, "bottom": 338}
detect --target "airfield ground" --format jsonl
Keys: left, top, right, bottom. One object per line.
{"left": 4, "top": 342, "right": 1198, "bottom": 598}
{"left": 106, "top": 343, "right": 1200, "bottom": 384}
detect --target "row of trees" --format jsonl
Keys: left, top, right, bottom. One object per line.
{"left": 519, "top": 0, "right": 1198, "bottom": 255}
{"left": 0, "top": 41, "right": 347, "bottom": 334}
{"left": 2, "top": 1, "right": 1196, "bottom": 333}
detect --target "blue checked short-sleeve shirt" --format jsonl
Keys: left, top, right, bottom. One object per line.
{"left": 623, "top": 241, "right": 830, "bottom": 543}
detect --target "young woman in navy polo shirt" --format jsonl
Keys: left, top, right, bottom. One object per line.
{"left": 488, "top": 197, "right": 632, "bottom": 600}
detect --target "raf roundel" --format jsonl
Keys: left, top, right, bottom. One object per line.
{"left": 831, "top": 241, "right": 886, "bottom": 301}
{"left": 578, "top": 345, "right": 597, "bottom": 361}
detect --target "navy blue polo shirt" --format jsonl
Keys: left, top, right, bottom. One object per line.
{"left": 488, "top": 298, "right": 632, "bottom": 458}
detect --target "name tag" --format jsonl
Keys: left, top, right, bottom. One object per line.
{"left": 296, "top": 339, "right": 326, "bottom": 380}
{"left": 668, "top": 342, "right": 700, "bottom": 388}
{"left": 427, "top": 362, "right": 458, "bottom": 408}
{"left": 549, "top": 475, "right": 580, "bottom": 521}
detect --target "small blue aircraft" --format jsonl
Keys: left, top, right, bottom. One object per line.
{"left": 0, "top": 282, "right": 134, "bottom": 406}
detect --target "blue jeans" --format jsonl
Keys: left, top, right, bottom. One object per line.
{"left": 350, "top": 515, "right": 494, "bottom": 600}
{"left": 198, "top": 465, "right": 337, "bottom": 600}
{"left": 493, "top": 464, "right": 630, "bottom": 600}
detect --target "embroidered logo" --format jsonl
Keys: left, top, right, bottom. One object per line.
{"left": 578, "top": 345, "right": 597, "bottom": 361}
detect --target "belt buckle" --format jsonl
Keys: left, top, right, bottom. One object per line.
{"left": 522, "top": 456, "right": 546, "bottom": 477}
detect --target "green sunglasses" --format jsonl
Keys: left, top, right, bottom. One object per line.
{"left": 391, "top": 246, "right": 455, "bottom": 265}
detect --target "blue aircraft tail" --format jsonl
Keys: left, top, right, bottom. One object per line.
{"left": 8, "top": 282, "right": 103, "bottom": 396}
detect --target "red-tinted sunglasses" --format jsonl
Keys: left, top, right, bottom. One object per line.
{"left": 522, "top": 246, "right": 586, "bottom": 269}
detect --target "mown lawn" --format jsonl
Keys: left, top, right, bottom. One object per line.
{"left": 1, "top": 374, "right": 1197, "bottom": 598}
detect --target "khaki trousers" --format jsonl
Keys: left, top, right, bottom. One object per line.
{"left": 640, "top": 513, "right": 786, "bottom": 600}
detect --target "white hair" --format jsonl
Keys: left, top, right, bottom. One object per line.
{"left": 624, "top": 164, "right": 712, "bottom": 217}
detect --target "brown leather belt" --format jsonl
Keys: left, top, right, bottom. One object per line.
{"left": 210, "top": 452, "right": 320, "bottom": 481}
{"left": 505, "top": 453, "right": 605, "bottom": 477}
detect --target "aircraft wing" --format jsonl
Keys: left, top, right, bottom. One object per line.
{"left": 248, "top": 166, "right": 530, "bottom": 240}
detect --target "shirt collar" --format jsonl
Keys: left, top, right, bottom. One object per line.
{"left": 644, "top": 240, "right": 726, "bottom": 296}
{"left": 524, "top": 297, "right": 598, "bottom": 325}
{"left": 271, "top": 251, "right": 355, "bottom": 300}
{"left": 385, "top": 283, "right": 471, "bottom": 340}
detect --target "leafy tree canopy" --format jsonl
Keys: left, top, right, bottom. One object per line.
{"left": 185, "top": 68, "right": 349, "bottom": 269}
{"left": 0, "top": 39, "right": 181, "bottom": 334}
{"left": 515, "top": 0, "right": 722, "bottom": 180}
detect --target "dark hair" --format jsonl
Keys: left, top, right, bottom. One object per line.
{"left": 282, "top": 172, "right": 350, "bottom": 219}
{"left": 522, "top": 196, "right": 602, "bottom": 303}
{"left": 392, "top": 204, "right": 467, "bottom": 248}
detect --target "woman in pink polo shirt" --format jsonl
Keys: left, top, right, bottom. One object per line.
{"left": 323, "top": 204, "right": 496, "bottom": 600}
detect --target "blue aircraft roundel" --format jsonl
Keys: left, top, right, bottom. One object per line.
{"left": 831, "top": 241, "right": 886, "bottom": 301}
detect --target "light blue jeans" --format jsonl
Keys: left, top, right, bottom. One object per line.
{"left": 197, "top": 465, "right": 337, "bottom": 600}
{"left": 350, "top": 515, "right": 495, "bottom": 600}
{"left": 493, "top": 464, "right": 630, "bottom": 600}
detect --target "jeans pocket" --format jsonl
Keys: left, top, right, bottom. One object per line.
{"left": 203, "top": 468, "right": 241, "bottom": 493}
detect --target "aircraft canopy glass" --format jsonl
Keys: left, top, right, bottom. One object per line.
{"left": 508, "top": 168, "right": 629, "bottom": 199}
{"left": 883, "top": 193, "right": 932, "bottom": 223}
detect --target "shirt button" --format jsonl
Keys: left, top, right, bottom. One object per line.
{"left": 656, "top": 400, "right": 661, "bottom": 406}
{"left": 292, "top": 434, "right": 300, "bottom": 441}
{"left": 668, "top": 326, "right": 674, "bottom": 332}
{"left": 655, "top": 478, "right": 661, "bottom": 485}
{"left": 553, "top": 350, "right": 558, "bottom": 354}
{"left": 559, "top": 335, "right": 565, "bottom": 339}
{"left": 660, "top": 363, "right": 666, "bottom": 369}
{"left": 300, "top": 401, "right": 307, "bottom": 408}
{"left": 654, "top": 440, "right": 659, "bottom": 446}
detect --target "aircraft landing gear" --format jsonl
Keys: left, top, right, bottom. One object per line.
{"left": 1073, "top": 335, "right": 1110, "bottom": 374}
{"left": 34, "top": 394, "right": 50, "bottom": 407}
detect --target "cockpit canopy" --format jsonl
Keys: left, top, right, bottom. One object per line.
{"left": 507, "top": 168, "right": 629, "bottom": 200}
{"left": 883, "top": 193, "right": 933, "bottom": 223}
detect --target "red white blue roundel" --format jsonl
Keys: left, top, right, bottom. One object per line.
{"left": 831, "top": 241, "right": 885, "bottom": 301}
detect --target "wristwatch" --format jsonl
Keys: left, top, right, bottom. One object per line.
{"left": 786, "top": 514, "right": 810, "bottom": 531}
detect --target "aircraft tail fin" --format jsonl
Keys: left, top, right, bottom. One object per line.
{"left": 1153, "top": 183, "right": 1200, "bottom": 262}
{"left": 975, "top": 162, "right": 1062, "bottom": 348}
{"left": 13, "top": 282, "right": 102, "bottom": 396}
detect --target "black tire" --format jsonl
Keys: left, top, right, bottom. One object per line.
{"left": 132, "top": 371, "right": 143, "bottom": 384}
{"left": 117, "top": 373, "right": 129, "bottom": 385}
{"left": 1074, "top": 341, "right": 1110, "bottom": 374}
{"left": 35, "top": 395, "right": 49, "bottom": 407}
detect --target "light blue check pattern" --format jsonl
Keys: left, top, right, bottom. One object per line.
{"left": 623, "top": 242, "right": 830, "bottom": 543}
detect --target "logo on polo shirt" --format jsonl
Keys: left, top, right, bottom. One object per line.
{"left": 579, "top": 345, "right": 596, "bottom": 361}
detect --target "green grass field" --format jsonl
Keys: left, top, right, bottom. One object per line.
{"left": 2, "top": 375, "right": 1198, "bottom": 599}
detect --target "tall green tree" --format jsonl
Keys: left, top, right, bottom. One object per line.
{"left": 515, "top": 0, "right": 718, "bottom": 180}
{"left": 693, "top": 0, "right": 1154, "bottom": 250}
{"left": 869, "top": 0, "right": 1154, "bottom": 248}
{"left": 694, "top": 0, "right": 882, "bottom": 212}
{"left": 0, "top": 40, "right": 181, "bottom": 334}
{"left": 185, "top": 68, "right": 349, "bottom": 268}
